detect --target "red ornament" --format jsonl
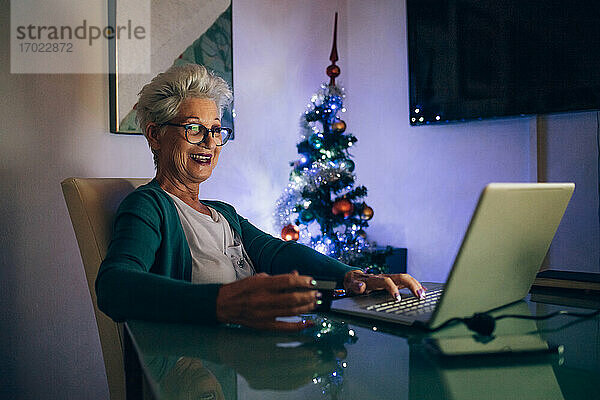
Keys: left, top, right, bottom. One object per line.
{"left": 326, "top": 64, "right": 341, "bottom": 80}
{"left": 281, "top": 224, "right": 300, "bottom": 241}
{"left": 332, "top": 198, "right": 354, "bottom": 218}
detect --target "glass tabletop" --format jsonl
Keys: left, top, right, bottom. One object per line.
{"left": 125, "top": 294, "right": 599, "bottom": 400}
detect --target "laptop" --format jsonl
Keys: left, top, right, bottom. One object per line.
{"left": 330, "top": 183, "right": 575, "bottom": 329}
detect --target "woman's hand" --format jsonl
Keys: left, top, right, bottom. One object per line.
{"left": 343, "top": 270, "right": 426, "bottom": 301}
{"left": 216, "top": 271, "right": 319, "bottom": 331}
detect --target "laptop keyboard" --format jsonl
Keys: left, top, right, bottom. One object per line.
{"left": 364, "top": 289, "right": 443, "bottom": 316}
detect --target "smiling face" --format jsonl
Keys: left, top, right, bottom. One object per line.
{"left": 149, "top": 97, "right": 222, "bottom": 188}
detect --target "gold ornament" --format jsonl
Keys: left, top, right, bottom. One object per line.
{"left": 332, "top": 120, "right": 346, "bottom": 133}
{"left": 360, "top": 203, "right": 374, "bottom": 221}
{"left": 281, "top": 224, "right": 300, "bottom": 241}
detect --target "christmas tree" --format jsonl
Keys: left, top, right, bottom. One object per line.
{"left": 275, "top": 14, "right": 388, "bottom": 270}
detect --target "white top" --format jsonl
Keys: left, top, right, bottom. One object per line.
{"left": 166, "top": 192, "right": 255, "bottom": 284}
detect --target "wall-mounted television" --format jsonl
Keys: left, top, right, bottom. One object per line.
{"left": 406, "top": 0, "right": 600, "bottom": 125}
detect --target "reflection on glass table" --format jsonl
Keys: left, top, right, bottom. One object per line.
{"left": 128, "top": 316, "right": 357, "bottom": 399}
{"left": 126, "top": 295, "right": 599, "bottom": 400}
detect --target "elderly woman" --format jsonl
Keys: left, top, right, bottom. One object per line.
{"left": 96, "top": 64, "right": 425, "bottom": 331}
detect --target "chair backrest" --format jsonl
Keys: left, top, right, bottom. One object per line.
{"left": 61, "top": 177, "right": 150, "bottom": 400}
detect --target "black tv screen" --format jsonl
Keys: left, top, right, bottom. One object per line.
{"left": 406, "top": 0, "right": 600, "bottom": 125}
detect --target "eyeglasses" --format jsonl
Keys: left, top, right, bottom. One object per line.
{"left": 162, "top": 123, "right": 233, "bottom": 146}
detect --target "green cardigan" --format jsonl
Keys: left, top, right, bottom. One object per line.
{"left": 95, "top": 180, "right": 355, "bottom": 324}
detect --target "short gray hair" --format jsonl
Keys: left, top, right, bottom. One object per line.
{"left": 136, "top": 64, "right": 233, "bottom": 166}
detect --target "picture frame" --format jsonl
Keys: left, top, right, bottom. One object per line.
{"left": 108, "top": 0, "right": 233, "bottom": 135}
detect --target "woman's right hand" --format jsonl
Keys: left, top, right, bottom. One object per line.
{"left": 215, "top": 271, "right": 319, "bottom": 331}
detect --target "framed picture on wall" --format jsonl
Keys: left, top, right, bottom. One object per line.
{"left": 108, "top": 0, "right": 233, "bottom": 135}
